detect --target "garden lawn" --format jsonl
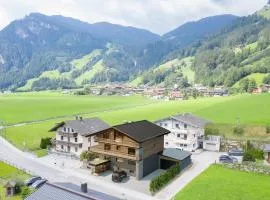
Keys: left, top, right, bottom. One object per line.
{"left": 0, "top": 161, "right": 29, "bottom": 181}
{"left": 175, "top": 165, "right": 270, "bottom": 200}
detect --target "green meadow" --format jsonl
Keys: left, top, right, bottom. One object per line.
{"left": 1, "top": 92, "right": 269, "bottom": 152}
{"left": 175, "top": 165, "right": 270, "bottom": 200}
{"left": 0, "top": 91, "right": 151, "bottom": 125}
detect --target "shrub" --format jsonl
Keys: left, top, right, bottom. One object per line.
{"left": 205, "top": 126, "right": 220, "bottom": 136}
{"left": 149, "top": 165, "right": 181, "bottom": 193}
{"left": 233, "top": 126, "right": 244, "bottom": 135}
{"left": 243, "top": 151, "right": 256, "bottom": 162}
{"left": 21, "top": 187, "right": 31, "bottom": 199}
{"left": 40, "top": 137, "right": 52, "bottom": 149}
{"left": 243, "top": 140, "right": 264, "bottom": 162}
{"left": 80, "top": 151, "right": 97, "bottom": 161}
{"left": 266, "top": 125, "right": 270, "bottom": 134}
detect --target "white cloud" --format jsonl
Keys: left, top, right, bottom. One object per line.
{"left": 0, "top": 0, "right": 267, "bottom": 34}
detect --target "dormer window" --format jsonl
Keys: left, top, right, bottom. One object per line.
{"left": 63, "top": 127, "right": 67, "bottom": 132}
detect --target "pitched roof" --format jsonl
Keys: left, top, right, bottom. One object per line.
{"left": 161, "top": 148, "right": 191, "bottom": 161}
{"left": 170, "top": 113, "right": 211, "bottom": 128}
{"left": 25, "top": 183, "right": 120, "bottom": 200}
{"left": 264, "top": 144, "right": 270, "bottom": 152}
{"left": 113, "top": 120, "right": 170, "bottom": 143}
{"left": 49, "top": 117, "right": 110, "bottom": 136}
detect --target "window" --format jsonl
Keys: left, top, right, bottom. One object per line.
{"left": 103, "top": 132, "right": 110, "bottom": 139}
{"left": 194, "top": 134, "right": 196, "bottom": 138}
{"left": 88, "top": 137, "right": 91, "bottom": 142}
{"left": 63, "top": 127, "right": 66, "bottom": 132}
{"left": 75, "top": 147, "right": 78, "bottom": 152}
{"left": 128, "top": 160, "right": 135, "bottom": 165}
{"left": 176, "top": 124, "right": 179, "bottom": 128}
{"left": 184, "top": 134, "right": 187, "bottom": 140}
{"left": 61, "top": 145, "right": 64, "bottom": 149}
{"left": 128, "top": 148, "right": 135, "bottom": 156}
{"left": 165, "top": 142, "right": 169, "bottom": 145}
{"left": 177, "top": 134, "right": 180, "bottom": 138}
{"left": 79, "top": 144, "right": 82, "bottom": 148}
{"left": 184, "top": 144, "right": 187, "bottom": 147}
{"left": 75, "top": 137, "right": 78, "bottom": 142}
{"left": 159, "top": 123, "right": 163, "bottom": 126}
{"left": 164, "top": 123, "right": 168, "bottom": 127}
{"left": 116, "top": 146, "right": 121, "bottom": 151}
{"left": 61, "top": 136, "right": 64, "bottom": 140}
{"left": 184, "top": 124, "right": 187, "bottom": 129}
{"left": 104, "top": 144, "right": 111, "bottom": 150}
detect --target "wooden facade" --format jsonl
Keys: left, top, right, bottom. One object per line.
{"left": 90, "top": 128, "right": 164, "bottom": 179}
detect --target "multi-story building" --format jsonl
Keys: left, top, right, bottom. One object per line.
{"left": 49, "top": 117, "right": 110, "bottom": 156}
{"left": 89, "top": 120, "right": 171, "bottom": 179}
{"left": 155, "top": 113, "right": 210, "bottom": 152}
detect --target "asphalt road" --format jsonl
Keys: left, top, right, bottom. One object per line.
{"left": 0, "top": 136, "right": 157, "bottom": 200}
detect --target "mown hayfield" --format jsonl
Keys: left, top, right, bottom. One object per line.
{"left": 0, "top": 91, "right": 151, "bottom": 124}
{"left": 2, "top": 93, "right": 269, "bottom": 152}
{"left": 175, "top": 165, "right": 270, "bottom": 200}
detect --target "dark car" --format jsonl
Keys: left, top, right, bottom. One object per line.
{"left": 219, "top": 155, "right": 238, "bottom": 164}
{"left": 25, "top": 176, "right": 42, "bottom": 186}
{"left": 228, "top": 149, "right": 244, "bottom": 157}
{"left": 31, "top": 179, "right": 47, "bottom": 189}
{"left": 112, "top": 171, "right": 127, "bottom": 183}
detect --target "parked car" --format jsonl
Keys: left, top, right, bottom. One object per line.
{"left": 31, "top": 179, "right": 47, "bottom": 189}
{"left": 112, "top": 171, "right": 127, "bottom": 183}
{"left": 25, "top": 176, "right": 42, "bottom": 186}
{"left": 219, "top": 155, "right": 238, "bottom": 164}
{"left": 228, "top": 148, "right": 244, "bottom": 157}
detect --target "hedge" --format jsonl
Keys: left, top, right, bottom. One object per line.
{"left": 149, "top": 165, "right": 181, "bottom": 193}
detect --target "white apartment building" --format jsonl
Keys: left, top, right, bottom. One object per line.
{"left": 155, "top": 113, "right": 210, "bottom": 152}
{"left": 50, "top": 117, "right": 110, "bottom": 157}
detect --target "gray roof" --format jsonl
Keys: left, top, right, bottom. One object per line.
{"left": 161, "top": 148, "right": 191, "bottom": 161}
{"left": 264, "top": 144, "right": 270, "bottom": 152}
{"left": 113, "top": 120, "right": 170, "bottom": 143}
{"left": 49, "top": 117, "right": 110, "bottom": 136}
{"left": 25, "top": 183, "right": 120, "bottom": 200}
{"left": 170, "top": 113, "right": 211, "bottom": 128}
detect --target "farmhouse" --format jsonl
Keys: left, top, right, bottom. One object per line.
{"left": 155, "top": 113, "right": 211, "bottom": 152}
{"left": 49, "top": 117, "right": 110, "bottom": 156}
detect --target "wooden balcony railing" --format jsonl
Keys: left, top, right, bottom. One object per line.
{"left": 90, "top": 146, "right": 138, "bottom": 160}
{"left": 56, "top": 140, "right": 82, "bottom": 146}
{"left": 94, "top": 137, "right": 138, "bottom": 148}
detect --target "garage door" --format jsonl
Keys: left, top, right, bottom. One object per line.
{"left": 160, "top": 159, "right": 178, "bottom": 170}
{"left": 205, "top": 143, "right": 217, "bottom": 151}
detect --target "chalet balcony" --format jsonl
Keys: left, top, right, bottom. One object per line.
{"left": 90, "top": 146, "right": 138, "bottom": 161}
{"left": 94, "top": 137, "right": 138, "bottom": 148}
{"left": 57, "top": 131, "right": 78, "bottom": 137}
{"left": 56, "top": 140, "right": 82, "bottom": 146}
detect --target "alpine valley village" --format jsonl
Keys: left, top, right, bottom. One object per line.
{"left": 0, "top": 1, "right": 270, "bottom": 200}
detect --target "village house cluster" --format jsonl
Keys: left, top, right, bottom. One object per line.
{"left": 50, "top": 113, "right": 219, "bottom": 180}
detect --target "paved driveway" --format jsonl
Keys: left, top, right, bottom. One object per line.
{"left": 0, "top": 136, "right": 156, "bottom": 200}
{"left": 0, "top": 135, "right": 222, "bottom": 200}
{"left": 156, "top": 151, "right": 223, "bottom": 200}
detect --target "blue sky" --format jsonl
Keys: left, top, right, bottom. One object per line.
{"left": 0, "top": 0, "right": 267, "bottom": 34}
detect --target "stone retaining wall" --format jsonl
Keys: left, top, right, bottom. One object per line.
{"left": 220, "top": 138, "right": 270, "bottom": 151}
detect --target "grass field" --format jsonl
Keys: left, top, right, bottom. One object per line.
{"left": 2, "top": 93, "right": 269, "bottom": 152}
{"left": 175, "top": 165, "right": 270, "bottom": 200}
{"left": 0, "top": 92, "right": 151, "bottom": 124}
{"left": 0, "top": 161, "right": 30, "bottom": 200}
{"left": 233, "top": 73, "right": 268, "bottom": 88}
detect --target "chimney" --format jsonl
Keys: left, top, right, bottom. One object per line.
{"left": 81, "top": 183, "right": 88, "bottom": 193}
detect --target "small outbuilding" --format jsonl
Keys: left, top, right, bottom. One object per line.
{"left": 4, "top": 181, "right": 16, "bottom": 197}
{"left": 160, "top": 148, "right": 192, "bottom": 170}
